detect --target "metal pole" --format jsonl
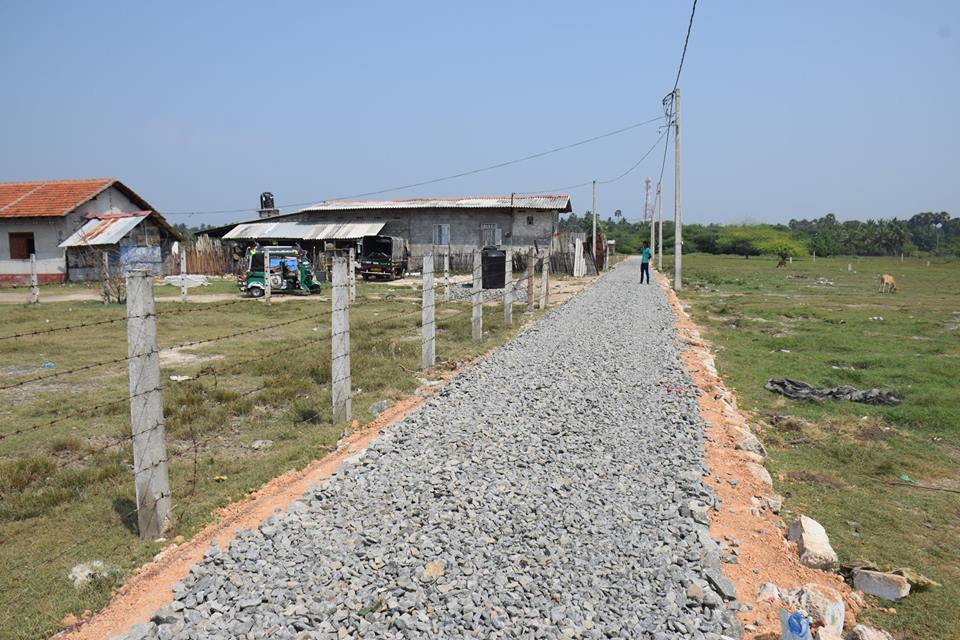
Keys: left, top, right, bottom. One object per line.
{"left": 591, "top": 180, "right": 597, "bottom": 271}
{"left": 421, "top": 252, "right": 435, "bottom": 369}
{"left": 471, "top": 250, "right": 482, "bottom": 342}
{"left": 29, "top": 253, "right": 39, "bottom": 304}
{"left": 673, "top": 87, "right": 682, "bottom": 290}
{"left": 179, "top": 251, "right": 188, "bottom": 303}
{"left": 657, "top": 182, "right": 664, "bottom": 270}
{"left": 125, "top": 270, "right": 171, "bottom": 539}
{"left": 331, "top": 257, "right": 352, "bottom": 424}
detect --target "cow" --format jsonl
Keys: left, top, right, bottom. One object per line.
{"left": 878, "top": 274, "right": 897, "bottom": 293}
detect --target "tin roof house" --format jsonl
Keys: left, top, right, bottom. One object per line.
{"left": 0, "top": 178, "right": 181, "bottom": 283}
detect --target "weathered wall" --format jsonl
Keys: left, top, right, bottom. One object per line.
{"left": 0, "top": 186, "right": 147, "bottom": 282}
{"left": 284, "top": 208, "right": 558, "bottom": 257}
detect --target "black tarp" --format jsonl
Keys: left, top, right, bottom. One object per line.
{"left": 765, "top": 378, "right": 902, "bottom": 406}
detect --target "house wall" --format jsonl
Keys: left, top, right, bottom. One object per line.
{"left": 284, "top": 208, "right": 559, "bottom": 257}
{"left": 0, "top": 186, "right": 147, "bottom": 283}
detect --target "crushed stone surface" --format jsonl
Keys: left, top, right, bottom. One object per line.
{"left": 119, "top": 259, "right": 737, "bottom": 640}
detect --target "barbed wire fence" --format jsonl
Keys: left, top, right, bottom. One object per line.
{"left": 0, "top": 246, "right": 593, "bottom": 628}
{"left": 0, "top": 244, "right": 620, "bottom": 624}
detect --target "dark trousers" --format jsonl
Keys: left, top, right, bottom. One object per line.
{"left": 640, "top": 262, "right": 650, "bottom": 284}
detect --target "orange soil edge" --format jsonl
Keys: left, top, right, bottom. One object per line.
{"left": 657, "top": 271, "right": 862, "bottom": 638}
{"left": 58, "top": 275, "right": 599, "bottom": 640}
{"left": 57, "top": 369, "right": 460, "bottom": 640}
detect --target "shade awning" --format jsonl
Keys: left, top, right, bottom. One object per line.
{"left": 222, "top": 221, "right": 386, "bottom": 241}
{"left": 58, "top": 212, "right": 151, "bottom": 247}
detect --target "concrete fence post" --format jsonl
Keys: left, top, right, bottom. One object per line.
{"left": 421, "top": 252, "right": 435, "bottom": 369}
{"left": 348, "top": 247, "right": 357, "bottom": 303}
{"left": 443, "top": 250, "right": 450, "bottom": 302}
{"left": 503, "top": 248, "right": 513, "bottom": 326}
{"left": 539, "top": 253, "right": 549, "bottom": 309}
{"left": 179, "top": 251, "right": 188, "bottom": 303}
{"left": 102, "top": 251, "right": 110, "bottom": 304}
{"left": 264, "top": 249, "right": 272, "bottom": 305}
{"left": 526, "top": 249, "right": 535, "bottom": 312}
{"left": 471, "top": 250, "right": 482, "bottom": 342}
{"left": 331, "top": 257, "right": 352, "bottom": 425}
{"left": 29, "top": 253, "right": 39, "bottom": 304}
{"left": 125, "top": 270, "right": 171, "bottom": 540}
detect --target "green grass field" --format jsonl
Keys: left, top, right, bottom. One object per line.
{"left": 672, "top": 254, "right": 959, "bottom": 639}
{"left": 0, "top": 279, "right": 535, "bottom": 640}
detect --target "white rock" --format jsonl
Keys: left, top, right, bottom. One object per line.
{"left": 787, "top": 515, "right": 838, "bottom": 571}
{"left": 756, "top": 582, "right": 781, "bottom": 602}
{"left": 731, "top": 425, "right": 767, "bottom": 459}
{"left": 852, "top": 570, "right": 910, "bottom": 601}
{"left": 845, "top": 624, "right": 895, "bottom": 640}
{"left": 818, "top": 627, "right": 843, "bottom": 640}
{"left": 781, "top": 583, "right": 845, "bottom": 635}
{"left": 745, "top": 461, "right": 773, "bottom": 487}
{"left": 68, "top": 560, "right": 118, "bottom": 588}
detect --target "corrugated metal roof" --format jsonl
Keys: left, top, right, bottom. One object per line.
{"left": 296, "top": 195, "right": 572, "bottom": 213}
{"left": 223, "top": 221, "right": 386, "bottom": 241}
{"left": 58, "top": 212, "right": 152, "bottom": 247}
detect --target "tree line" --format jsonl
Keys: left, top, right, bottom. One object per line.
{"left": 560, "top": 211, "right": 958, "bottom": 258}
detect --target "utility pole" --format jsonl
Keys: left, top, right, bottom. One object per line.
{"left": 673, "top": 87, "right": 682, "bottom": 290}
{"left": 644, "top": 177, "right": 653, "bottom": 258}
{"left": 591, "top": 180, "right": 597, "bottom": 271}
{"left": 656, "top": 182, "right": 664, "bottom": 270}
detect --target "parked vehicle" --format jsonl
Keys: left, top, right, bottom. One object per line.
{"left": 358, "top": 235, "right": 409, "bottom": 280}
{"left": 239, "top": 245, "right": 322, "bottom": 297}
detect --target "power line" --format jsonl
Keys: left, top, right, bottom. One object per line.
{"left": 598, "top": 128, "right": 669, "bottom": 185}
{"left": 519, "top": 127, "right": 669, "bottom": 195}
{"left": 164, "top": 115, "right": 666, "bottom": 217}
{"left": 672, "top": 0, "right": 699, "bottom": 93}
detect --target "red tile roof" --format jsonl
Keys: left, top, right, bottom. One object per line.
{"left": 0, "top": 178, "right": 117, "bottom": 218}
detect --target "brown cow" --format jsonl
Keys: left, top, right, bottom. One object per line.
{"left": 879, "top": 274, "right": 897, "bottom": 293}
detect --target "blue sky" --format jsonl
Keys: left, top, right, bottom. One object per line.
{"left": 1, "top": 1, "right": 957, "bottom": 225}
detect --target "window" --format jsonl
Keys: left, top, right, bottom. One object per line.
{"left": 432, "top": 224, "right": 450, "bottom": 245}
{"left": 480, "top": 223, "right": 501, "bottom": 247}
{"left": 526, "top": 215, "right": 535, "bottom": 225}
{"left": 9, "top": 232, "right": 35, "bottom": 259}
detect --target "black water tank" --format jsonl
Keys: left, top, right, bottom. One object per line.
{"left": 481, "top": 246, "right": 506, "bottom": 289}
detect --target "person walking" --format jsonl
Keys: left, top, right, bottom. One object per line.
{"left": 640, "top": 240, "right": 652, "bottom": 284}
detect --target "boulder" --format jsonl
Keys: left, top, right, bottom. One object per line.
{"left": 788, "top": 515, "right": 838, "bottom": 571}
{"left": 817, "top": 628, "right": 843, "bottom": 640}
{"left": 845, "top": 624, "right": 895, "bottom": 640}
{"left": 761, "top": 493, "right": 784, "bottom": 514}
{"left": 745, "top": 462, "right": 773, "bottom": 488}
{"left": 781, "top": 583, "right": 845, "bottom": 635}
{"left": 731, "top": 426, "right": 767, "bottom": 459}
{"left": 852, "top": 570, "right": 910, "bottom": 601}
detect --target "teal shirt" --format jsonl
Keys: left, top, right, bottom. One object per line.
{"left": 641, "top": 247, "right": 652, "bottom": 264}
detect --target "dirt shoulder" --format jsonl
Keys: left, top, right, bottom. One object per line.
{"left": 658, "top": 271, "right": 859, "bottom": 638}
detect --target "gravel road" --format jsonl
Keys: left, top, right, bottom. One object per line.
{"left": 122, "top": 259, "right": 738, "bottom": 640}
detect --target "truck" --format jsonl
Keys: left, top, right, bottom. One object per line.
{"left": 358, "top": 235, "right": 409, "bottom": 280}
{"left": 239, "top": 245, "right": 322, "bottom": 297}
